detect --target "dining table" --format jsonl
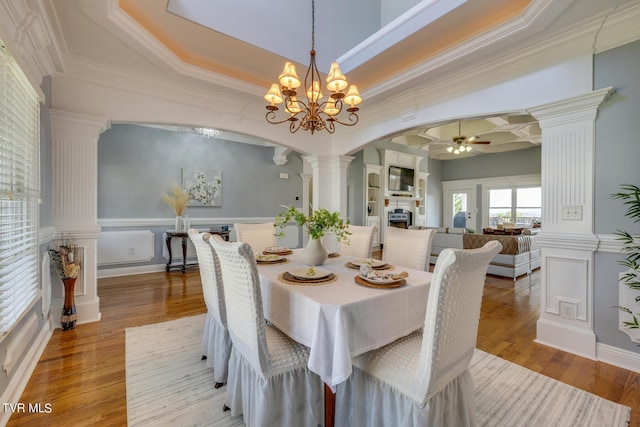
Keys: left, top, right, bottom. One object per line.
{"left": 257, "top": 248, "right": 433, "bottom": 427}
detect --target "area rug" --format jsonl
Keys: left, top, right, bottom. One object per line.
{"left": 125, "top": 315, "right": 631, "bottom": 427}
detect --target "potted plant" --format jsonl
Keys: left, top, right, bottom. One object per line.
{"left": 611, "top": 184, "right": 640, "bottom": 337}
{"left": 274, "top": 205, "right": 350, "bottom": 265}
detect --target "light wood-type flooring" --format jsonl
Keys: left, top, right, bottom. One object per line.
{"left": 8, "top": 266, "right": 640, "bottom": 426}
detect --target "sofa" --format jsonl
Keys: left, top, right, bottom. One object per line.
{"left": 412, "top": 226, "right": 540, "bottom": 280}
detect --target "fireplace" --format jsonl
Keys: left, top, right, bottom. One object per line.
{"left": 388, "top": 209, "right": 412, "bottom": 229}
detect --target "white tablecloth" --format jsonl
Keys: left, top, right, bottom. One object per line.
{"left": 259, "top": 250, "right": 432, "bottom": 391}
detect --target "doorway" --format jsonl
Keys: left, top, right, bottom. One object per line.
{"left": 443, "top": 187, "right": 476, "bottom": 232}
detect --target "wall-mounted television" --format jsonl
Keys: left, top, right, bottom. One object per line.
{"left": 388, "top": 166, "right": 415, "bottom": 193}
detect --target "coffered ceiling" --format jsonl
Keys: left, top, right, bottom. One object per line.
{"left": 41, "top": 0, "right": 636, "bottom": 158}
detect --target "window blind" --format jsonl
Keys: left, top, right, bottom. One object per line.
{"left": 0, "top": 41, "right": 40, "bottom": 333}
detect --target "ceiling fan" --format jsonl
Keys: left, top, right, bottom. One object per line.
{"left": 446, "top": 121, "right": 491, "bottom": 154}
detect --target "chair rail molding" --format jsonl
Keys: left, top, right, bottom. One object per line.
{"left": 529, "top": 88, "right": 613, "bottom": 360}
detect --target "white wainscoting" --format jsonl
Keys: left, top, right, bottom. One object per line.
{"left": 97, "top": 231, "right": 155, "bottom": 266}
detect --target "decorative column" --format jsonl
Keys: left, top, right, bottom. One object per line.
{"left": 51, "top": 109, "right": 111, "bottom": 327}
{"left": 529, "top": 87, "right": 612, "bottom": 359}
{"left": 303, "top": 155, "right": 355, "bottom": 252}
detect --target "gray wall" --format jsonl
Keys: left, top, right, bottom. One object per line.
{"left": 441, "top": 146, "right": 541, "bottom": 181}
{"left": 98, "top": 125, "right": 303, "bottom": 219}
{"left": 593, "top": 39, "right": 640, "bottom": 353}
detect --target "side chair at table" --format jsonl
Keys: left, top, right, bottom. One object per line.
{"left": 233, "top": 222, "right": 277, "bottom": 255}
{"left": 382, "top": 226, "right": 436, "bottom": 271}
{"left": 187, "top": 229, "right": 232, "bottom": 388}
{"left": 210, "top": 238, "right": 324, "bottom": 427}
{"left": 338, "top": 224, "right": 377, "bottom": 259}
{"left": 336, "top": 241, "right": 502, "bottom": 427}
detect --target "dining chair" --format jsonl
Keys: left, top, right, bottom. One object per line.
{"left": 187, "top": 229, "right": 232, "bottom": 388}
{"left": 335, "top": 241, "right": 502, "bottom": 427}
{"left": 233, "top": 222, "right": 277, "bottom": 255}
{"left": 338, "top": 224, "right": 377, "bottom": 259}
{"left": 382, "top": 226, "right": 436, "bottom": 271}
{"left": 209, "top": 237, "right": 323, "bottom": 427}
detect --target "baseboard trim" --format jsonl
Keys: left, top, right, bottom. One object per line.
{"left": 97, "top": 263, "right": 168, "bottom": 279}
{"left": 536, "top": 318, "right": 597, "bottom": 360}
{"left": 597, "top": 343, "right": 640, "bottom": 374}
{"left": 0, "top": 316, "right": 53, "bottom": 425}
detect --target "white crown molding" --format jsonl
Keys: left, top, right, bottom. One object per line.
{"left": 0, "top": 0, "right": 63, "bottom": 99}
{"left": 102, "top": 0, "right": 264, "bottom": 98}
{"left": 592, "top": 1, "right": 640, "bottom": 54}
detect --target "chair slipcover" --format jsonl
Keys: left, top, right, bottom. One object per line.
{"left": 339, "top": 225, "right": 377, "bottom": 259}
{"left": 336, "top": 241, "right": 502, "bottom": 427}
{"left": 233, "top": 222, "right": 277, "bottom": 255}
{"left": 382, "top": 226, "right": 436, "bottom": 271}
{"left": 187, "top": 229, "right": 232, "bottom": 386}
{"left": 210, "top": 238, "right": 323, "bottom": 427}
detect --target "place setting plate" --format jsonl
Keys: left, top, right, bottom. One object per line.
{"left": 263, "top": 246, "right": 293, "bottom": 256}
{"left": 279, "top": 266, "right": 337, "bottom": 286}
{"left": 256, "top": 254, "right": 288, "bottom": 265}
{"left": 354, "top": 271, "right": 408, "bottom": 289}
{"left": 345, "top": 258, "right": 392, "bottom": 270}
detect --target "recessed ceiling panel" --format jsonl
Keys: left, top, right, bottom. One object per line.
{"left": 167, "top": 0, "right": 380, "bottom": 72}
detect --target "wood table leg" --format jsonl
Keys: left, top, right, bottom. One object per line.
{"left": 324, "top": 383, "right": 335, "bottom": 427}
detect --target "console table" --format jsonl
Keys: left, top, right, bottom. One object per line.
{"left": 165, "top": 230, "right": 230, "bottom": 273}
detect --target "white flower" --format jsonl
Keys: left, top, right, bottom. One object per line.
{"left": 184, "top": 170, "right": 222, "bottom": 205}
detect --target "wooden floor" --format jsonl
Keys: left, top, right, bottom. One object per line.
{"left": 9, "top": 268, "right": 640, "bottom": 426}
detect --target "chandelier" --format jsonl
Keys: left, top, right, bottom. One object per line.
{"left": 264, "top": 0, "right": 362, "bottom": 134}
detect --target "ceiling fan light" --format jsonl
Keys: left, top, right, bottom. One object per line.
{"left": 447, "top": 146, "right": 454, "bottom": 153}
{"left": 264, "top": 83, "right": 283, "bottom": 105}
{"left": 454, "top": 148, "right": 460, "bottom": 154}
{"left": 278, "top": 62, "right": 301, "bottom": 89}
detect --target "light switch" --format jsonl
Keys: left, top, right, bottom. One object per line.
{"left": 562, "top": 205, "right": 583, "bottom": 220}
{"left": 279, "top": 173, "right": 289, "bottom": 179}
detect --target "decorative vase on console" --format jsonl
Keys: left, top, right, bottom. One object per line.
{"left": 162, "top": 183, "right": 189, "bottom": 233}
{"left": 48, "top": 233, "right": 81, "bottom": 331}
{"left": 275, "top": 205, "right": 351, "bottom": 266}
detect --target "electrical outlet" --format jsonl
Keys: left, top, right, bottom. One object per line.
{"left": 562, "top": 205, "right": 583, "bottom": 220}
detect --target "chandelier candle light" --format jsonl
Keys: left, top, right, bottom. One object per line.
{"left": 264, "top": 0, "right": 362, "bottom": 134}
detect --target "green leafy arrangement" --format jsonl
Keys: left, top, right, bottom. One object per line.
{"left": 611, "top": 184, "right": 640, "bottom": 330}
{"left": 274, "top": 205, "right": 351, "bottom": 243}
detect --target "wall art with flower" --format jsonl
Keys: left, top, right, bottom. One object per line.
{"left": 181, "top": 168, "right": 223, "bottom": 206}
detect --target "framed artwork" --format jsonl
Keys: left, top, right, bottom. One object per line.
{"left": 181, "top": 168, "right": 222, "bottom": 206}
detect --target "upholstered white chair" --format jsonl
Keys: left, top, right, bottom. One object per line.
{"left": 336, "top": 241, "right": 502, "bottom": 427}
{"left": 382, "top": 226, "right": 436, "bottom": 271}
{"left": 209, "top": 238, "right": 323, "bottom": 427}
{"left": 187, "top": 229, "right": 232, "bottom": 388}
{"left": 338, "top": 225, "right": 377, "bottom": 259}
{"left": 233, "top": 222, "right": 277, "bottom": 255}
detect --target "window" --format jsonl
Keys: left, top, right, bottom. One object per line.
{"left": 0, "top": 41, "right": 40, "bottom": 333}
{"left": 488, "top": 187, "right": 541, "bottom": 228}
